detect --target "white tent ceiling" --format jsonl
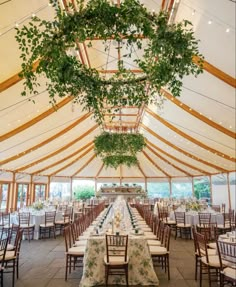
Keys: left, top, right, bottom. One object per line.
{"left": 0, "top": 0, "right": 235, "bottom": 181}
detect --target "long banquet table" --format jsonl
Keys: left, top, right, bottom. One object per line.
{"left": 79, "top": 199, "right": 159, "bottom": 286}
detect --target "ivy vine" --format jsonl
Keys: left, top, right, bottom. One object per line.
{"left": 94, "top": 132, "right": 146, "bottom": 168}
{"left": 15, "top": 0, "right": 203, "bottom": 124}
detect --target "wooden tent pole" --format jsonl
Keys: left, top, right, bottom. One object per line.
{"left": 227, "top": 173, "right": 231, "bottom": 210}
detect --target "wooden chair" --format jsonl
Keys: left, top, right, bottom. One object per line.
{"left": 3, "top": 229, "right": 23, "bottom": 287}
{"left": 192, "top": 225, "right": 216, "bottom": 281}
{"left": 55, "top": 210, "right": 71, "bottom": 235}
{"left": 39, "top": 211, "right": 56, "bottom": 239}
{"left": 104, "top": 234, "right": 129, "bottom": 286}
{"left": 211, "top": 205, "right": 221, "bottom": 212}
{"left": 64, "top": 225, "right": 85, "bottom": 280}
{"left": 0, "top": 230, "right": 9, "bottom": 287}
{"left": 202, "top": 222, "right": 219, "bottom": 250}
{"left": 221, "top": 204, "right": 226, "bottom": 213}
{"left": 217, "top": 240, "right": 236, "bottom": 287}
{"left": 149, "top": 225, "right": 171, "bottom": 280}
{"left": 7, "top": 224, "right": 20, "bottom": 251}
{"left": 18, "top": 212, "right": 35, "bottom": 242}
{"left": 195, "top": 231, "right": 220, "bottom": 287}
{"left": 158, "top": 206, "right": 176, "bottom": 229}
{"left": 197, "top": 213, "right": 211, "bottom": 234}
{"left": 174, "top": 212, "right": 191, "bottom": 239}
{"left": 0, "top": 213, "right": 11, "bottom": 228}
{"left": 217, "top": 212, "right": 232, "bottom": 234}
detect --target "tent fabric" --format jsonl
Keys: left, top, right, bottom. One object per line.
{"left": 0, "top": 0, "right": 235, "bottom": 181}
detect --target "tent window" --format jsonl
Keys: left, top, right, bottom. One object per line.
{"left": 0, "top": 183, "right": 9, "bottom": 211}
{"left": 17, "top": 183, "right": 29, "bottom": 208}
{"left": 34, "top": 184, "right": 46, "bottom": 201}
{"left": 147, "top": 182, "right": 170, "bottom": 198}
{"left": 193, "top": 176, "right": 211, "bottom": 204}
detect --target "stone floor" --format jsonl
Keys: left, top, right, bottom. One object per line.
{"left": 3, "top": 234, "right": 216, "bottom": 287}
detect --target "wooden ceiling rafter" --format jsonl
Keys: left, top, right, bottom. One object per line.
{"left": 137, "top": 163, "right": 147, "bottom": 178}
{"left": 98, "top": 69, "right": 143, "bottom": 74}
{"left": 140, "top": 123, "right": 229, "bottom": 172}
{"left": 61, "top": 0, "right": 87, "bottom": 66}
{"left": 104, "top": 113, "right": 137, "bottom": 117}
{"left": 0, "top": 60, "right": 40, "bottom": 93}
{"left": 71, "top": 154, "right": 96, "bottom": 177}
{"left": 0, "top": 112, "right": 92, "bottom": 165}
{"left": 31, "top": 141, "right": 94, "bottom": 175}
{"left": 11, "top": 125, "right": 98, "bottom": 172}
{"left": 146, "top": 140, "right": 209, "bottom": 174}
{"left": 0, "top": 96, "right": 73, "bottom": 142}
{"left": 49, "top": 145, "right": 94, "bottom": 176}
{"left": 142, "top": 150, "right": 171, "bottom": 177}
{"left": 161, "top": 88, "right": 236, "bottom": 138}
{"left": 192, "top": 56, "right": 236, "bottom": 88}
{"left": 146, "top": 145, "right": 194, "bottom": 177}
{"left": 95, "top": 163, "right": 104, "bottom": 178}
{"left": 145, "top": 107, "right": 235, "bottom": 162}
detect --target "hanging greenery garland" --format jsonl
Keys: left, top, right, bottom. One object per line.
{"left": 15, "top": 0, "right": 204, "bottom": 123}
{"left": 94, "top": 132, "right": 146, "bottom": 168}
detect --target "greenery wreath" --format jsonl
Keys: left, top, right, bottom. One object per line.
{"left": 94, "top": 132, "right": 146, "bottom": 168}
{"left": 16, "top": 0, "right": 203, "bottom": 124}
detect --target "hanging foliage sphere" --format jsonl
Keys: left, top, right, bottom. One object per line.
{"left": 16, "top": 0, "right": 204, "bottom": 123}
{"left": 94, "top": 132, "right": 146, "bottom": 168}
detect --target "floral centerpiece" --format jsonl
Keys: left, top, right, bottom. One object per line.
{"left": 32, "top": 201, "right": 44, "bottom": 211}
{"left": 186, "top": 201, "right": 201, "bottom": 212}
{"left": 114, "top": 210, "right": 122, "bottom": 229}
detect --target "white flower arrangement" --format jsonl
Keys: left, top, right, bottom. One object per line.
{"left": 33, "top": 201, "right": 44, "bottom": 210}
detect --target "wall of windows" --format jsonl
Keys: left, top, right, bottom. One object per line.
{"left": 0, "top": 183, "right": 10, "bottom": 210}
{"left": 171, "top": 179, "right": 193, "bottom": 199}
{"left": 193, "top": 176, "right": 211, "bottom": 203}
{"left": 49, "top": 182, "right": 71, "bottom": 201}
{"left": 229, "top": 172, "right": 235, "bottom": 210}
{"left": 34, "top": 184, "right": 46, "bottom": 201}
{"left": 147, "top": 182, "right": 170, "bottom": 198}
{"left": 211, "top": 174, "right": 229, "bottom": 210}
{"left": 17, "top": 183, "right": 29, "bottom": 208}
{"left": 72, "top": 180, "right": 95, "bottom": 200}
{"left": 0, "top": 171, "right": 234, "bottom": 210}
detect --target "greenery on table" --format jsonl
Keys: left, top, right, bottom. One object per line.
{"left": 73, "top": 185, "right": 95, "bottom": 200}
{"left": 15, "top": 0, "right": 203, "bottom": 123}
{"left": 94, "top": 132, "right": 146, "bottom": 168}
{"left": 32, "top": 201, "right": 44, "bottom": 210}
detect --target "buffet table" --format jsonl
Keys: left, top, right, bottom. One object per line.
{"left": 98, "top": 185, "right": 146, "bottom": 200}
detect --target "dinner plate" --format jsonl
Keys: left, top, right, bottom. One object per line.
{"left": 130, "top": 230, "right": 144, "bottom": 236}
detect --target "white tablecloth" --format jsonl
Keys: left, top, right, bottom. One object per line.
{"left": 11, "top": 211, "right": 62, "bottom": 239}
{"left": 169, "top": 211, "right": 223, "bottom": 225}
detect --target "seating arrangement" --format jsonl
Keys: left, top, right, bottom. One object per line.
{"left": 39, "top": 211, "right": 56, "bottom": 239}
{"left": 149, "top": 225, "right": 171, "bottom": 280}
{"left": 174, "top": 211, "right": 191, "bottom": 239}
{"left": 195, "top": 231, "right": 220, "bottom": 287}
{"left": 0, "top": 224, "right": 23, "bottom": 287}
{"left": 0, "top": 230, "right": 9, "bottom": 287}
{"left": 217, "top": 212, "right": 232, "bottom": 234}
{"left": 18, "top": 212, "right": 35, "bottom": 242}
{"left": 217, "top": 240, "right": 236, "bottom": 286}
{"left": 3, "top": 229, "right": 23, "bottom": 287}
{"left": 55, "top": 209, "right": 71, "bottom": 235}
{"left": 64, "top": 225, "right": 85, "bottom": 281}
{"left": 104, "top": 234, "right": 129, "bottom": 286}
